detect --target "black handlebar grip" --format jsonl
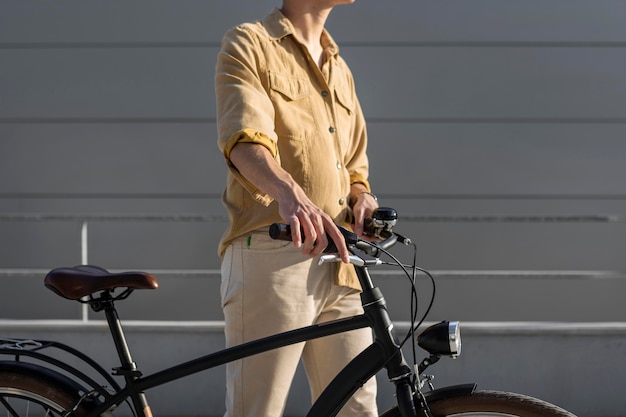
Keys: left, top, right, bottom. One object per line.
{"left": 269, "top": 223, "right": 340, "bottom": 254}
{"left": 270, "top": 219, "right": 380, "bottom": 241}
{"left": 269, "top": 223, "right": 292, "bottom": 241}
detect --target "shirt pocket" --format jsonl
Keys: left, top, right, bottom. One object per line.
{"left": 333, "top": 84, "right": 356, "bottom": 152}
{"left": 269, "top": 72, "right": 310, "bottom": 100}
{"left": 268, "top": 72, "right": 316, "bottom": 140}
{"left": 334, "top": 84, "right": 354, "bottom": 116}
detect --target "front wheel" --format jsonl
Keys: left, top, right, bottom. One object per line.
{"left": 382, "top": 390, "right": 576, "bottom": 417}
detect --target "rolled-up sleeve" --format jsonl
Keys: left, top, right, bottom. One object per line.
{"left": 220, "top": 129, "right": 278, "bottom": 206}
{"left": 216, "top": 26, "right": 279, "bottom": 205}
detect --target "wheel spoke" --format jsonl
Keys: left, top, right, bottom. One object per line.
{"left": 1, "top": 395, "right": 21, "bottom": 417}
{"left": 0, "top": 389, "right": 67, "bottom": 417}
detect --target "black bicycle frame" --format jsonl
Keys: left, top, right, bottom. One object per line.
{"left": 82, "top": 263, "right": 413, "bottom": 417}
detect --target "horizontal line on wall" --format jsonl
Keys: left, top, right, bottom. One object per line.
{"left": 0, "top": 269, "right": 622, "bottom": 280}
{"left": 0, "top": 193, "right": 222, "bottom": 199}
{"left": 346, "top": 41, "right": 626, "bottom": 48}
{"left": 0, "top": 213, "right": 228, "bottom": 222}
{"left": 3, "top": 193, "right": 626, "bottom": 201}
{"left": 423, "top": 270, "right": 626, "bottom": 280}
{"left": 425, "top": 321, "right": 626, "bottom": 336}
{"left": 2, "top": 41, "right": 626, "bottom": 50}
{"left": 401, "top": 214, "right": 626, "bottom": 223}
{"left": 367, "top": 117, "right": 626, "bottom": 124}
{"left": 0, "top": 117, "right": 216, "bottom": 124}
{"left": 4, "top": 117, "right": 626, "bottom": 125}
{"left": 385, "top": 193, "right": 626, "bottom": 201}
{"left": 1, "top": 213, "right": 625, "bottom": 223}
{"left": 2, "top": 320, "right": 626, "bottom": 335}
{"left": 0, "top": 268, "right": 220, "bottom": 278}
{"left": 0, "top": 42, "right": 221, "bottom": 49}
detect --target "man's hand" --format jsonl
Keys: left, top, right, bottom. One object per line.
{"left": 229, "top": 142, "right": 350, "bottom": 262}
{"left": 279, "top": 186, "right": 350, "bottom": 263}
{"left": 350, "top": 185, "right": 379, "bottom": 239}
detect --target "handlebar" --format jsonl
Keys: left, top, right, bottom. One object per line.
{"left": 268, "top": 223, "right": 364, "bottom": 254}
{"left": 268, "top": 208, "right": 408, "bottom": 266}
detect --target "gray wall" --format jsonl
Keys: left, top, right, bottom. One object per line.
{"left": 2, "top": 1, "right": 626, "bottom": 416}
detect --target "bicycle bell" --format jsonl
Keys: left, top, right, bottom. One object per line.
{"left": 365, "top": 207, "right": 397, "bottom": 239}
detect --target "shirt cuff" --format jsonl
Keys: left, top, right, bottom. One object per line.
{"left": 222, "top": 128, "right": 278, "bottom": 160}
{"left": 222, "top": 129, "right": 279, "bottom": 207}
{"left": 349, "top": 175, "right": 371, "bottom": 193}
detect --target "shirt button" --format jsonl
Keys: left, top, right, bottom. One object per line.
{"left": 321, "top": 90, "right": 329, "bottom": 97}
{"left": 338, "top": 198, "right": 345, "bottom": 205}
{"left": 336, "top": 162, "right": 342, "bottom": 169}
{"left": 329, "top": 127, "right": 336, "bottom": 133}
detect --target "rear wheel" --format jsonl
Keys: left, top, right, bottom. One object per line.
{"left": 0, "top": 366, "right": 94, "bottom": 417}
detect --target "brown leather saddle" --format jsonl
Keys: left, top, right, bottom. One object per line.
{"left": 44, "top": 265, "right": 158, "bottom": 300}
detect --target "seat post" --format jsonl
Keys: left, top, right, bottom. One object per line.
{"left": 97, "top": 291, "right": 154, "bottom": 417}
{"left": 95, "top": 291, "right": 140, "bottom": 378}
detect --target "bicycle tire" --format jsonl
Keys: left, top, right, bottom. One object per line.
{"left": 0, "top": 362, "right": 96, "bottom": 417}
{"left": 381, "top": 390, "right": 576, "bottom": 417}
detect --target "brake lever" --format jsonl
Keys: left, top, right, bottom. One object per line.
{"left": 318, "top": 245, "right": 382, "bottom": 267}
{"left": 318, "top": 254, "right": 365, "bottom": 266}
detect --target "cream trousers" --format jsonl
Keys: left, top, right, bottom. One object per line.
{"left": 220, "top": 230, "right": 378, "bottom": 417}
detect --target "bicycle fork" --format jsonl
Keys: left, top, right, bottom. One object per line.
{"left": 357, "top": 267, "right": 419, "bottom": 417}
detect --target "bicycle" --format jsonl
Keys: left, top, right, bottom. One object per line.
{"left": 0, "top": 207, "right": 576, "bottom": 417}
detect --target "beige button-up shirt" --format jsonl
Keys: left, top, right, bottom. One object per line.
{"left": 215, "top": 9, "right": 371, "bottom": 289}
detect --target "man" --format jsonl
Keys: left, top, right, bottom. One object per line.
{"left": 215, "top": 1, "right": 378, "bottom": 416}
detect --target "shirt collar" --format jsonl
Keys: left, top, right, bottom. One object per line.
{"left": 262, "top": 8, "right": 339, "bottom": 57}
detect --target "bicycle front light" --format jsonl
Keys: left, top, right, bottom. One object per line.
{"left": 417, "top": 321, "right": 461, "bottom": 358}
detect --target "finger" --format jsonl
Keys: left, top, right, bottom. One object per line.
{"left": 353, "top": 208, "right": 365, "bottom": 236}
{"left": 325, "top": 223, "right": 350, "bottom": 263}
{"left": 310, "top": 226, "right": 329, "bottom": 257}
{"left": 352, "top": 197, "right": 377, "bottom": 238}
{"left": 352, "top": 203, "right": 368, "bottom": 237}
{"left": 300, "top": 216, "right": 319, "bottom": 254}
{"left": 290, "top": 217, "right": 302, "bottom": 248}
